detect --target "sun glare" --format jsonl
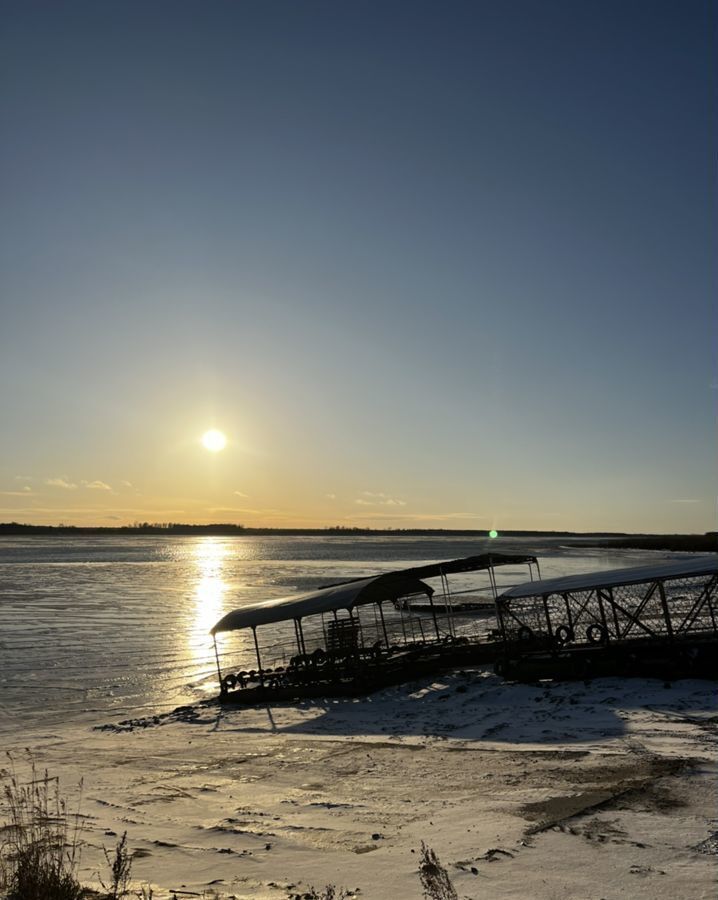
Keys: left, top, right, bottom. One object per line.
{"left": 202, "top": 429, "right": 227, "bottom": 452}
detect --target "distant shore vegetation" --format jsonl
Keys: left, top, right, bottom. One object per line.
{"left": 0, "top": 522, "right": 716, "bottom": 552}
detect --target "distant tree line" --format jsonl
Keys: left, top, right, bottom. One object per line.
{"left": 1, "top": 522, "right": 715, "bottom": 551}
{"left": 0, "top": 521, "right": 606, "bottom": 536}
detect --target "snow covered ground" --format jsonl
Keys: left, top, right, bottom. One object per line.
{"left": 3, "top": 669, "right": 716, "bottom": 899}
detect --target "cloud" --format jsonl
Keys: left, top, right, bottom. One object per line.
{"left": 355, "top": 491, "right": 407, "bottom": 507}
{"left": 46, "top": 477, "right": 77, "bottom": 490}
{"left": 83, "top": 480, "right": 113, "bottom": 491}
{"left": 233, "top": 490, "right": 249, "bottom": 498}
{"left": 0, "top": 488, "right": 36, "bottom": 496}
{"left": 325, "top": 493, "right": 337, "bottom": 500}
{"left": 46, "top": 477, "right": 113, "bottom": 491}
{"left": 14, "top": 475, "right": 33, "bottom": 482}
{"left": 121, "top": 480, "right": 133, "bottom": 488}
{"left": 209, "top": 506, "right": 285, "bottom": 516}
{"left": 350, "top": 511, "right": 485, "bottom": 521}
{"left": 670, "top": 498, "right": 701, "bottom": 504}
{"left": 0, "top": 506, "right": 188, "bottom": 517}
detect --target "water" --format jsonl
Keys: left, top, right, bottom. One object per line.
{"left": 0, "top": 534, "right": 688, "bottom": 733}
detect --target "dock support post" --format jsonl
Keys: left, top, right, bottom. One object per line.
{"left": 213, "top": 635, "right": 224, "bottom": 695}
{"left": 658, "top": 581, "right": 674, "bottom": 640}
{"left": 293, "top": 619, "right": 303, "bottom": 657}
{"left": 488, "top": 562, "right": 498, "bottom": 600}
{"left": 428, "top": 592, "right": 441, "bottom": 641}
{"left": 497, "top": 602, "right": 507, "bottom": 642}
{"left": 377, "top": 601, "right": 390, "bottom": 647}
{"left": 297, "top": 618, "right": 307, "bottom": 657}
{"left": 440, "top": 567, "right": 456, "bottom": 637}
{"left": 252, "top": 626, "right": 264, "bottom": 687}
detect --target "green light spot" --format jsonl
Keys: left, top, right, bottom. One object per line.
{"left": 489, "top": 530, "right": 498, "bottom": 539}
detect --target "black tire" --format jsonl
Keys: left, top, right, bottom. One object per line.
{"left": 554, "top": 625, "right": 574, "bottom": 646}
{"left": 222, "top": 673, "right": 237, "bottom": 691}
{"left": 517, "top": 625, "right": 534, "bottom": 642}
{"left": 586, "top": 624, "right": 607, "bottom": 645}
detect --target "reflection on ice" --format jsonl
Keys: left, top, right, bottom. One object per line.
{"left": 188, "top": 538, "right": 228, "bottom": 666}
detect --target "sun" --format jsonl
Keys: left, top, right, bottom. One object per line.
{"left": 201, "top": 429, "right": 227, "bottom": 452}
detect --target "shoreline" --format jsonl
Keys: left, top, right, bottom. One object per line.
{"left": 0, "top": 523, "right": 716, "bottom": 555}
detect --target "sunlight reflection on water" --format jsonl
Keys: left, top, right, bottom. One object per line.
{"left": 188, "top": 538, "right": 228, "bottom": 666}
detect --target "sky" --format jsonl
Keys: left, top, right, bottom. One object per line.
{"left": 0, "top": 0, "right": 716, "bottom": 532}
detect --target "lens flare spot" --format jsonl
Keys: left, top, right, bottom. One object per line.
{"left": 489, "top": 529, "right": 498, "bottom": 539}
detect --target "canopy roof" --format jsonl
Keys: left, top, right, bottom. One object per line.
{"left": 396, "top": 552, "right": 538, "bottom": 581}
{"left": 325, "top": 552, "right": 538, "bottom": 588}
{"left": 211, "top": 574, "right": 432, "bottom": 635}
{"left": 498, "top": 556, "right": 718, "bottom": 602}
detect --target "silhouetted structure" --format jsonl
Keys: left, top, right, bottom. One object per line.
{"left": 496, "top": 557, "right": 718, "bottom": 680}
{"left": 211, "top": 553, "right": 538, "bottom": 702}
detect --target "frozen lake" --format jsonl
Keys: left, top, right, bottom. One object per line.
{"left": 0, "top": 534, "right": 693, "bottom": 732}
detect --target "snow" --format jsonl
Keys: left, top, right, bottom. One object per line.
{"left": 3, "top": 669, "right": 716, "bottom": 899}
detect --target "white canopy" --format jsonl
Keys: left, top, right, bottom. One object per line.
{"left": 211, "top": 574, "right": 432, "bottom": 634}
{"left": 499, "top": 556, "right": 718, "bottom": 601}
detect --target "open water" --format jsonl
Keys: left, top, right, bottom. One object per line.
{"left": 0, "top": 534, "right": 690, "bottom": 734}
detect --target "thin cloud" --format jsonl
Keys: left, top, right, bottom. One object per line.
{"left": 325, "top": 493, "right": 337, "bottom": 500}
{"left": 83, "top": 480, "right": 113, "bottom": 491}
{"left": 233, "top": 490, "right": 249, "bottom": 498}
{"left": 0, "top": 506, "right": 187, "bottom": 514}
{"left": 210, "top": 506, "right": 285, "bottom": 516}
{"left": 0, "top": 488, "right": 35, "bottom": 496}
{"left": 46, "top": 477, "right": 77, "bottom": 490}
{"left": 356, "top": 491, "right": 407, "bottom": 507}
{"left": 670, "top": 498, "right": 701, "bottom": 504}
{"left": 120, "top": 480, "right": 133, "bottom": 488}
{"left": 350, "top": 511, "right": 484, "bottom": 521}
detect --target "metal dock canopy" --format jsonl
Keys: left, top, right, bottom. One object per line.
{"left": 326, "top": 552, "right": 540, "bottom": 587}
{"left": 211, "top": 574, "right": 432, "bottom": 635}
{"left": 496, "top": 556, "right": 718, "bottom": 646}
{"left": 209, "top": 552, "right": 539, "bottom": 701}
{"left": 212, "top": 552, "right": 541, "bottom": 634}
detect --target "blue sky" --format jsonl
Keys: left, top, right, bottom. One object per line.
{"left": 0, "top": 0, "right": 715, "bottom": 531}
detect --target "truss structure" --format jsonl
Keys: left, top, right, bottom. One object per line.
{"left": 497, "top": 562, "right": 718, "bottom": 648}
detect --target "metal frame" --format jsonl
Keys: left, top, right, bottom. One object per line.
{"left": 497, "top": 570, "right": 718, "bottom": 648}
{"left": 214, "top": 553, "right": 540, "bottom": 697}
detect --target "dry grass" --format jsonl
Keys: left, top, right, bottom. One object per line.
{"left": 100, "top": 831, "right": 132, "bottom": 899}
{"left": 0, "top": 753, "right": 85, "bottom": 900}
{"left": 291, "top": 887, "right": 349, "bottom": 899}
{"left": 418, "top": 842, "right": 458, "bottom": 900}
